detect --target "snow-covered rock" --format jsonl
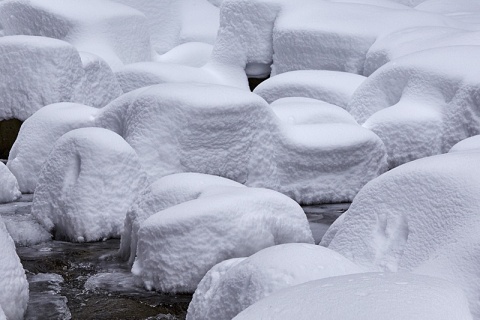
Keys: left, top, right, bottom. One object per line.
{"left": 155, "top": 42, "right": 213, "bottom": 67}
{"left": 349, "top": 46, "right": 480, "bottom": 168}
{"left": 133, "top": 187, "right": 314, "bottom": 292}
{"left": 0, "top": 35, "right": 84, "bottom": 121}
{"left": 233, "top": 272, "right": 473, "bottom": 320}
{"left": 111, "top": 0, "right": 219, "bottom": 54}
{"left": 119, "top": 172, "right": 245, "bottom": 265}
{"left": 32, "top": 128, "right": 148, "bottom": 242}
{"left": 188, "top": 243, "right": 363, "bottom": 320}
{"left": 8, "top": 103, "right": 99, "bottom": 193}
{"left": 270, "top": 98, "right": 358, "bottom": 125}
{"left": 0, "top": 163, "right": 21, "bottom": 203}
{"left": 449, "top": 135, "right": 480, "bottom": 153}
{"left": 98, "top": 83, "right": 387, "bottom": 204}
{"left": 0, "top": 0, "right": 152, "bottom": 71}
{"left": 323, "top": 150, "right": 480, "bottom": 318}
{"left": 0, "top": 216, "right": 29, "bottom": 320}
{"left": 253, "top": 70, "right": 366, "bottom": 108}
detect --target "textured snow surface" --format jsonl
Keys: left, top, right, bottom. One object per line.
{"left": 233, "top": 272, "right": 472, "bottom": 320}
{"left": 0, "top": 0, "right": 152, "bottom": 71}
{"left": 188, "top": 243, "right": 363, "bottom": 320}
{"left": 8, "top": 103, "right": 98, "bottom": 193}
{"left": 323, "top": 150, "right": 480, "bottom": 318}
{"left": 350, "top": 46, "right": 480, "bottom": 168}
{"left": 97, "top": 83, "right": 386, "bottom": 204}
{"left": 0, "top": 163, "right": 21, "bottom": 203}
{"left": 132, "top": 187, "right": 314, "bottom": 292}
{"left": 449, "top": 135, "right": 480, "bottom": 153}
{"left": 32, "top": 128, "right": 148, "bottom": 242}
{"left": 253, "top": 70, "right": 366, "bottom": 108}
{"left": 0, "top": 216, "right": 29, "bottom": 320}
{"left": 120, "top": 172, "right": 245, "bottom": 265}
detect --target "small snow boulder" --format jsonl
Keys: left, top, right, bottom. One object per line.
{"left": 449, "top": 135, "right": 480, "bottom": 153}
{"left": 187, "top": 243, "right": 363, "bottom": 320}
{"left": 133, "top": 187, "right": 314, "bottom": 293}
{"left": 0, "top": 162, "right": 21, "bottom": 203}
{"left": 0, "top": 216, "right": 29, "bottom": 320}
{"left": 32, "top": 128, "right": 148, "bottom": 242}
{"left": 233, "top": 272, "right": 472, "bottom": 320}
{"left": 8, "top": 103, "right": 99, "bottom": 193}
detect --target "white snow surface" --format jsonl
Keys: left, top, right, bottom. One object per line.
{"left": 119, "top": 172, "right": 245, "bottom": 265}
{"left": 449, "top": 135, "right": 480, "bottom": 153}
{"left": 349, "top": 46, "right": 480, "bottom": 168}
{"left": 8, "top": 103, "right": 99, "bottom": 193}
{"left": 187, "top": 243, "right": 363, "bottom": 320}
{"left": 32, "top": 128, "right": 148, "bottom": 242}
{"left": 155, "top": 42, "right": 213, "bottom": 68}
{"left": 323, "top": 150, "right": 480, "bottom": 318}
{"left": 416, "top": 0, "right": 480, "bottom": 30}
{"left": 0, "top": 163, "right": 21, "bottom": 204}
{"left": 0, "top": 216, "right": 29, "bottom": 320}
{"left": 233, "top": 272, "right": 473, "bottom": 320}
{"left": 97, "top": 83, "right": 387, "bottom": 204}
{"left": 132, "top": 187, "right": 314, "bottom": 293}
{"left": 0, "top": 0, "right": 152, "bottom": 71}
{"left": 254, "top": 70, "right": 366, "bottom": 108}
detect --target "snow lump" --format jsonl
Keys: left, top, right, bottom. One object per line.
{"left": 0, "top": 162, "right": 21, "bottom": 203}
{"left": 32, "top": 127, "right": 148, "bottom": 242}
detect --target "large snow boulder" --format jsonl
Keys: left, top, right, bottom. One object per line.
{"left": 98, "top": 83, "right": 387, "bottom": 204}
{"left": 349, "top": 46, "right": 480, "bottom": 168}
{"left": 253, "top": 70, "right": 366, "bottom": 108}
{"left": 132, "top": 187, "right": 314, "bottom": 292}
{"left": 0, "top": 216, "right": 29, "bottom": 320}
{"left": 187, "top": 243, "right": 363, "bottom": 320}
{"left": 323, "top": 150, "right": 480, "bottom": 317}
{"left": 32, "top": 128, "right": 148, "bottom": 242}
{"left": 8, "top": 103, "right": 99, "bottom": 193}
{"left": 119, "top": 172, "right": 245, "bottom": 265}
{"left": 0, "top": 162, "right": 21, "bottom": 203}
{"left": 0, "top": 0, "right": 152, "bottom": 71}
{"left": 233, "top": 272, "right": 473, "bottom": 320}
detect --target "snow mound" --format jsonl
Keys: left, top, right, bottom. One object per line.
{"left": 0, "top": 163, "right": 21, "bottom": 203}
{"left": 155, "top": 42, "right": 213, "bottom": 68}
{"left": 0, "top": 35, "right": 83, "bottom": 121}
{"left": 233, "top": 272, "right": 472, "bottom": 320}
{"left": 323, "top": 150, "right": 480, "bottom": 317}
{"left": 111, "top": 0, "right": 219, "bottom": 54}
{"left": 32, "top": 128, "right": 148, "bottom": 242}
{"left": 132, "top": 187, "right": 314, "bottom": 292}
{"left": 365, "top": 27, "right": 480, "bottom": 75}
{"left": 8, "top": 103, "right": 99, "bottom": 193}
{"left": 213, "top": 0, "right": 453, "bottom": 77}
{"left": 187, "top": 243, "right": 363, "bottom": 320}
{"left": 98, "top": 83, "right": 387, "bottom": 204}
{"left": 0, "top": 216, "right": 29, "bottom": 320}
{"left": 449, "top": 135, "right": 480, "bottom": 153}
{"left": 0, "top": 0, "right": 152, "bottom": 71}
{"left": 119, "top": 172, "right": 245, "bottom": 265}
{"left": 270, "top": 98, "right": 357, "bottom": 125}
{"left": 349, "top": 46, "right": 480, "bottom": 168}
{"left": 253, "top": 70, "right": 366, "bottom": 108}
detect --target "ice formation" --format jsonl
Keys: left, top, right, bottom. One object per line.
{"left": 32, "top": 128, "right": 148, "bottom": 242}
{"left": 449, "top": 135, "right": 480, "bottom": 153}
{"left": 233, "top": 272, "right": 472, "bottom": 320}
{"left": 119, "top": 172, "right": 245, "bottom": 265}
{"left": 323, "top": 150, "right": 480, "bottom": 317}
{"left": 0, "top": 0, "right": 152, "bottom": 71}
{"left": 349, "top": 46, "right": 480, "bottom": 168}
{"left": 0, "top": 162, "right": 21, "bottom": 203}
{"left": 0, "top": 216, "right": 29, "bottom": 320}
{"left": 132, "top": 187, "right": 314, "bottom": 292}
{"left": 253, "top": 70, "right": 366, "bottom": 108}
{"left": 187, "top": 243, "right": 363, "bottom": 320}
{"left": 8, "top": 103, "right": 99, "bottom": 193}
{"left": 97, "top": 83, "right": 387, "bottom": 204}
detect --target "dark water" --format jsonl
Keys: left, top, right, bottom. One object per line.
{"left": 2, "top": 197, "right": 347, "bottom": 320}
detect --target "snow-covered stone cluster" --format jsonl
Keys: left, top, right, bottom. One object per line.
{"left": 1, "top": 0, "right": 480, "bottom": 319}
